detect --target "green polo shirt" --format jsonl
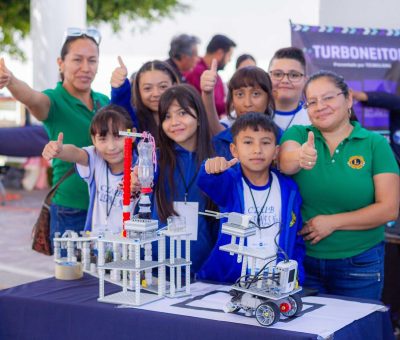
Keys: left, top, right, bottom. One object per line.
{"left": 43, "top": 82, "right": 109, "bottom": 210}
{"left": 281, "top": 122, "right": 399, "bottom": 259}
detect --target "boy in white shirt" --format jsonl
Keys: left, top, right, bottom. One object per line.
{"left": 197, "top": 112, "right": 305, "bottom": 283}
{"left": 269, "top": 47, "right": 311, "bottom": 130}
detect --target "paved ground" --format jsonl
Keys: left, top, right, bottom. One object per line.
{"left": 0, "top": 188, "right": 54, "bottom": 290}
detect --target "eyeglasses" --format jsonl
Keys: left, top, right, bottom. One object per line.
{"left": 269, "top": 70, "right": 304, "bottom": 82}
{"left": 64, "top": 27, "right": 101, "bottom": 45}
{"left": 304, "top": 92, "right": 345, "bottom": 110}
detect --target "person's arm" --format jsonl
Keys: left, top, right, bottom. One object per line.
{"left": 111, "top": 78, "right": 138, "bottom": 126}
{"left": 110, "top": 56, "right": 138, "bottom": 127}
{"left": 200, "top": 59, "right": 225, "bottom": 136}
{"left": 278, "top": 131, "right": 317, "bottom": 175}
{"left": 197, "top": 157, "right": 239, "bottom": 207}
{"left": 291, "top": 190, "right": 306, "bottom": 285}
{"left": 353, "top": 90, "right": 400, "bottom": 111}
{"left": 42, "top": 132, "right": 88, "bottom": 165}
{"left": 300, "top": 172, "right": 399, "bottom": 244}
{"left": 0, "top": 58, "right": 50, "bottom": 121}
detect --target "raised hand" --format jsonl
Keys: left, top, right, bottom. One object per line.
{"left": 0, "top": 58, "right": 12, "bottom": 89}
{"left": 42, "top": 132, "right": 64, "bottom": 161}
{"left": 110, "top": 56, "right": 128, "bottom": 88}
{"left": 205, "top": 157, "right": 239, "bottom": 174}
{"left": 200, "top": 58, "right": 218, "bottom": 93}
{"left": 351, "top": 90, "right": 368, "bottom": 102}
{"left": 299, "top": 131, "right": 317, "bottom": 170}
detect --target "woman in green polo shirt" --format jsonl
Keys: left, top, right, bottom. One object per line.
{"left": 279, "top": 70, "right": 399, "bottom": 300}
{"left": 0, "top": 28, "right": 109, "bottom": 248}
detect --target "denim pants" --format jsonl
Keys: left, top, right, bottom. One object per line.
{"left": 50, "top": 203, "right": 87, "bottom": 250}
{"left": 304, "top": 242, "right": 385, "bottom": 300}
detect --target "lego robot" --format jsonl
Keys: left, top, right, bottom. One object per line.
{"left": 201, "top": 211, "right": 303, "bottom": 327}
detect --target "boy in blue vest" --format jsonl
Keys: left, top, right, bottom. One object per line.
{"left": 197, "top": 112, "right": 305, "bottom": 283}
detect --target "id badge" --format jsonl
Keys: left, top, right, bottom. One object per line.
{"left": 248, "top": 240, "right": 268, "bottom": 273}
{"left": 173, "top": 201, "right": 199, "bottom": 241}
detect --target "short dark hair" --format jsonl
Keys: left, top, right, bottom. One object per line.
{"left": 90, "top": 104, "right": 133, "bottom": 137}
{"left": 304, "top": 70, "right": 349, "bottom": 98}
{"left": 169, "top": 34, "right": 200, "bottom": 60}
{"left": 206, "top": 34, "right": 236, "bottom": 54}
{"left": 304, "top": 70, "right": 358, "bottom": 121}
{"left": 226, "top": 66, "right": 275, "bottom": 117}
{"left": 60, "top": 36, "right": 99, "bottom": 60}
{"left": 235, "top": 54, "right": 256, "bottom": 69}
{"left": 231, "top": 112, "right": 279, "bottom": 143}
{"left": 269, "top": 47, "right": 306, "bottom": 71}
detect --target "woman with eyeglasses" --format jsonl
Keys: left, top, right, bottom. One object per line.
{"left": 0, "top": 28, "right": 109, "bottom": 248}
{"left": 278, "top": 70, "right": 399, "bottom": 300}
{"left": 268, "top": 47, "right": 311, "bottom": 131}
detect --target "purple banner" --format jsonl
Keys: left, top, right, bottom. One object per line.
{"left": 291, "top": 22, "right": 400, "bottom": 130}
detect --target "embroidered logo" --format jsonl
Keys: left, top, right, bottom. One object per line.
{"left": 290, "top": 211, "right": 296, "bottom": 227}
{"left": 347, "top": 156, "right": 365, "bottom": 169}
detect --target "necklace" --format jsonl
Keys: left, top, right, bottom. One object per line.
{"left": 275, "top": 102, "right": 302, "bottom": 131}
{"left": 176, "top": 161, "right": 199, "bottom": 203}
{"left": 106, "top": 163, "right": 119, "bottom": 220}
{"left": 284, "top": 113, "right": 297, "bottom": 131}
{"left": 246, "top": 175, "right": 273, "bottom": 227}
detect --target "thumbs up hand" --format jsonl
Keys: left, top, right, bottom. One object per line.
{"left": 42, "top": 132, "right": 64, "bottom": 161}
{"left": 200, "top": 58, "right": 218, "bottom": 94}
{"left": 205, "top": 157, "right": 239, "bottom": 174}
{"left": 299, "top": 131, "right": 317, "bottom": 170}
{"left": 0, "top": 58, "right": 13, "bottom": 89}
{"left": 110, "top": 56, "right": 128, "bottom": 88}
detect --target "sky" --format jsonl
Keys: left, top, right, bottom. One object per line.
{"left": 2, "top": 0, "right": 320, "bottom": 97}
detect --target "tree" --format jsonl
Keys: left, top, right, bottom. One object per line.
{"left": 0, "top": 0, "right": 187, "bottom": 60}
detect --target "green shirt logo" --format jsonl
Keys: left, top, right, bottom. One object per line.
{"left": 347, "top": 155, "right": 365, "bottom": 169}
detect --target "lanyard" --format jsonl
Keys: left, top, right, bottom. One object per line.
{"left": 106, "top": 163, "right": 118, "bottom": 218}
{"left": 284, "top": 113, "right": 296, "bottom": 131}
{"left": 176, "top": 161, "right": 199, "bottom": 203}
{"left": 246, "top": 175, "right": 273, "bottom": 227}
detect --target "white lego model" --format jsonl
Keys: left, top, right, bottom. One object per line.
{"left": 160, "top": 218, "right": 192, "bottom": 298}
{"left": 96, "top": 217, "right": 192, "bottom": 306}
{"left": 97, "top": 218, "right": 165, "bottom": 306}
{"left": 52, "top": 130, "right": 192, "bottom": 306}
{"left": 201, "top": 211, "right": 303, "bottom": 327}
{"left": 53, "top": 230, "right": 97, "bottom": 272}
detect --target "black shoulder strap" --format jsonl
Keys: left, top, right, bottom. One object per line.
{"left": 44, "top": 167, "right": 75, "bottom": 205}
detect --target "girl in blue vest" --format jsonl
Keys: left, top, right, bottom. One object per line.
{"left": 132, "top": 84, "right": 218, "bottom": 276}
{"left": 201, "top": 65, "right": 281, "bottom": 159}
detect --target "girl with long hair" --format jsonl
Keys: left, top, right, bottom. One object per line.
{"left": 111, "top": 60, "right": 179, "bottom": 144}
{"left": 132, "top": 84, "right": 217, "bottom": 275}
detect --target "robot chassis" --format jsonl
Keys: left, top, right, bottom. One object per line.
{"left": 202, "top": 211, "right": 303, "bottom": 327}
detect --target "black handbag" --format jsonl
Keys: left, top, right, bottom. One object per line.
{"left": 31, "top": 168, "right": 74, "bottom": 255}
